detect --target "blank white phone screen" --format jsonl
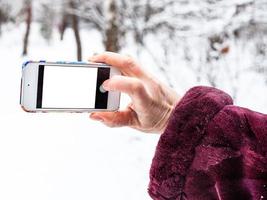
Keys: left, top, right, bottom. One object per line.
{"left": 42, "top": 66, "right": 97, "bottom": 108}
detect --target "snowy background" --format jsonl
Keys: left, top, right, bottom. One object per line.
{"left": 0, "top": 0, "right": 267, "bottom": 200}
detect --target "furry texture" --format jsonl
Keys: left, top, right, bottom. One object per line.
{"left": 148, "top": 86, "right": 267, "bottom": 200}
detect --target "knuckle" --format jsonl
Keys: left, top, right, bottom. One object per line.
{"left": 104, "top": 115, "right": 121, "bottom": 128}
{"left": 150, "top": 79, "right": 164, "bottom": 95}
{"left": 155, "top": 82, "right": 163, "bottom": 94}
{"left": 101, "top": 53, "right": 108, "bottom": 61}
{"left": 123, "top": 57, "right": 136, "bottom": 68}
{"left": 131, "top": 81, "right": 144, "bottom": 94}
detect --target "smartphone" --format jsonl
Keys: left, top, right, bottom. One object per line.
{"left": 20, "top": 61, "right": 121, "bottom": 113}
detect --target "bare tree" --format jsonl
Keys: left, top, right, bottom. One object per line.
{"left": 104, "top": 0, "right": 120, "bottom": 52}
{"left": 59, "top": 0, "right": 82, "bottom": 60}
{"left": 0, "top": 2, "right": 10, "bottom": 35}
{"left": 69, "top": 0, "right": 82, "bottom": 61}
{"left": 63, "top": 0, "right": 121, "bottom": 53}
{"left": 22, "top": 0, "right": 32, "bottom": 56}
{"left": 14, "top": 0, "right": 267, "bottom": 95}
{"left": 59, "top": 10, "right": 69, "bottom": 41}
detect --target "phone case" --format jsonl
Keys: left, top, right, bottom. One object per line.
{"left": 20, "top": 60, "right": 120, "bottom": 113}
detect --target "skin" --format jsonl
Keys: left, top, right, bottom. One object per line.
{"left": 89, "top": 52, "right": 181, "bottom": 134}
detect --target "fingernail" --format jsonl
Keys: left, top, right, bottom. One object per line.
{"left": 89, "top": 53, "right": 99, "bottom": 61}
{"left": 102, "top": 80, "right": 110, "bottom": 90}
{"left": 88, "top": 56, "right": 96, "bottom": 62}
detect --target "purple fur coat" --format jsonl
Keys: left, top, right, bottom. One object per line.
{"left": 148, "top": 86, "right": 267, "bottom": 200}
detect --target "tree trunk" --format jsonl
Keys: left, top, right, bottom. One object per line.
{"left": 59, "top": 12, "right": 68, "bottom": 41}
{"left": 105, "top": 0, "right": 120, "bottom": 52}
{"left": 22, "top": 1, "right": 32, "bottom": 56}
{"left": 69, "top": 0, "right": 82, "bottom": 61}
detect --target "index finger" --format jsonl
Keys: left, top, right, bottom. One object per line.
{"left": 89, "top": 52, "right": 144, "bottom": 77}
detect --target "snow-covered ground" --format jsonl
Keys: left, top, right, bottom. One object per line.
{"left": 0, "top": 17, "right": 267, "bottom": 200}
{"left": 0, "top": 24, "right": 159, "bottom": 200}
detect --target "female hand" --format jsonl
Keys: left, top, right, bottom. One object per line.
{"left": 89, "top": 52, "right": 180, "bottom": 134}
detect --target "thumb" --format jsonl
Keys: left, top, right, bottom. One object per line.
{"left": 103, "top": 75, "right": 148, "bottom": 102}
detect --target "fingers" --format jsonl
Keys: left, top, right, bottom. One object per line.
{"left": 89, "top": 52, "right": 144, "bottom": 77}
{"left": 90, "top": 108, "right": 137, "bottom": 128}
{"left": 103, "top": 75, "right": 149, "bottom": 103}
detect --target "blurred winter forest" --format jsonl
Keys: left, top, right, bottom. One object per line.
{"left": 1, "top": 0, "right": 267, "bottom": 109}
{"left": 0, "top": 0, "right": 267, "bottom": 199}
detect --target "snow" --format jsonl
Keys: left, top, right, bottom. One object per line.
{"left": 0, "top": 2, "right": 267, "bottom": 198}
{"left": 0, "top": 23, "right": 159, "bottom": 200}
{"left": 134, "top": 24, "right": 267, "bottom": 114}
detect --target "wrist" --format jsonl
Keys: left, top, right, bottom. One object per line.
{"left": 157, "top": 99, "right": 179, "bottom": 134}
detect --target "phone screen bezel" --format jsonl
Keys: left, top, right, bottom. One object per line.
{"left": 36, "top": 64, "right": 110, "bottom": 110}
